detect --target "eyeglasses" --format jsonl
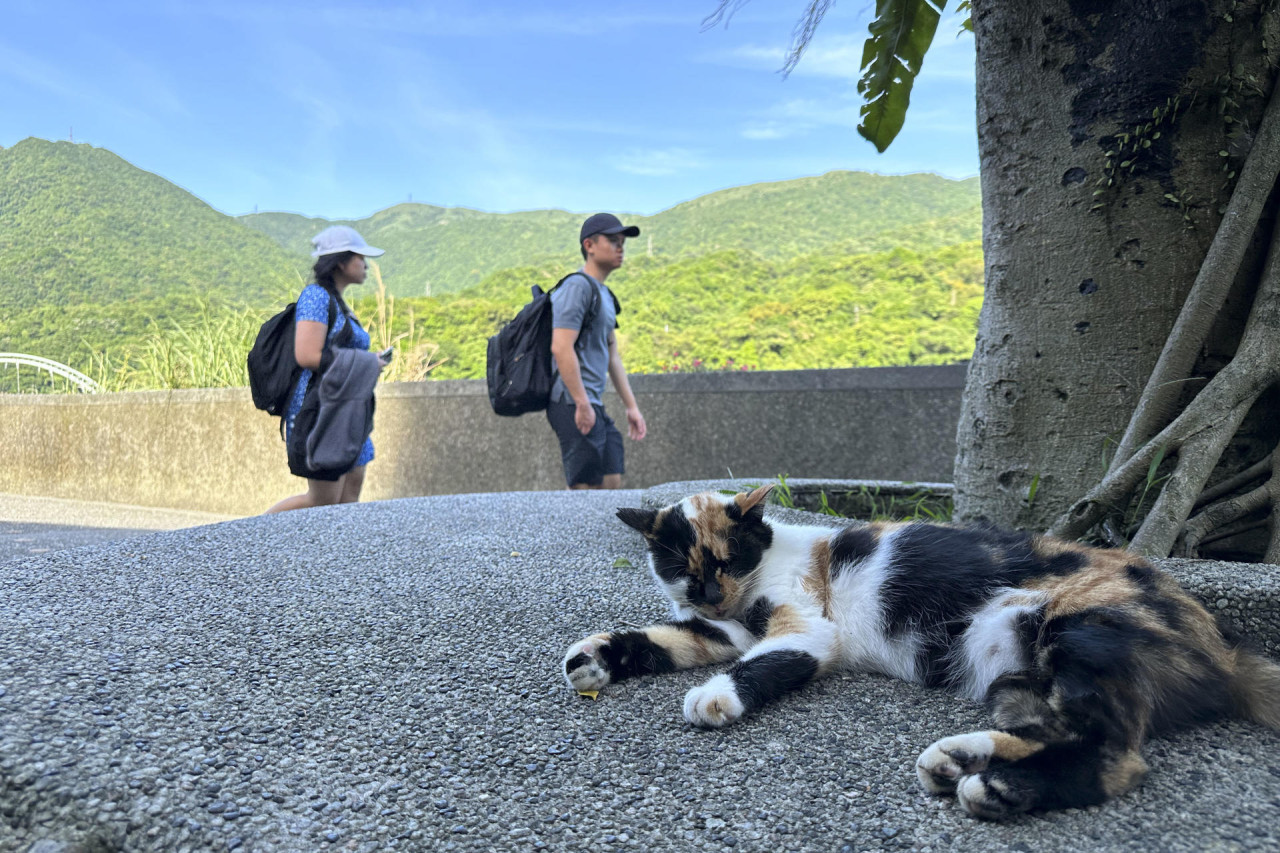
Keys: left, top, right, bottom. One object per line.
{"left": 601, "top": 233, "right": 626, "bottom": 248}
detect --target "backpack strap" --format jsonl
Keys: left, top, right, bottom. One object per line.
{"left": 552, "top": 272, "right": 618, "bottom": 346}
{"left": 279, "top": 290, "right": 353, "bottom": 440}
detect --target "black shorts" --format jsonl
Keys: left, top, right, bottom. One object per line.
{"left": 545, "top": 401, "right": 624, "bottom": 487}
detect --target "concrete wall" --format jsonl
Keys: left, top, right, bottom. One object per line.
{"left": 0, "top": 365, "right": 966, "bottom": 516}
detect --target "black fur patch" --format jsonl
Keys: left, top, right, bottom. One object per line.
{"left": 1125, "top": 561, "right": 1157, "bottom": 585}
{"left": 873, "top": 524, "right": 1088, "bottom": 685}
{"left": 829, "top": 526, "right": 878, "bottom": 578}
{"left": 674, "top": 618, "right": 734, "bottom": 647}
{"left": 1042, "top": 550, "right": 1087, "bottom": 575}
{"left": 983, "top": 743, "right": 1110, "bottom": 812}
{"left": 741, "top": 599, "right": 774, "bottom": 638}
{"left": 647, "top": 511, "right": 697, "bottom": 582}
{"left": 596, "top": 631, "right": 677, "bottom": 680}
{"left": 1043, "top": 608, "right": 1233, "bottom": 739}
{"left": 725, "top": 519, "right": 772, "bottom": 577}
{"left": 730, "top": 650, "right": 819, "bottom": 714}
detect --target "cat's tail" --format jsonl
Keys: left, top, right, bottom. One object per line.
{"left": 1230, "top": 647, "right": 1280, "bottom": 729}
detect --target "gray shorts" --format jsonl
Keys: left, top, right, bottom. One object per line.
{"left": 545, "top": 401, "right": 624, "bottom": 487}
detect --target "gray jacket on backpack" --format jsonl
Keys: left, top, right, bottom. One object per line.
{"left": 305, "top": 347, "right": 381, "bottom": 473}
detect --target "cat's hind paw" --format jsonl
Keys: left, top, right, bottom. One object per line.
{"left": 564, "top": 634, "right": 614, "bottom": 692}
{"left": 683, "top": 674, "right": 744, "bottom": 728}
{"left": 956, "top": 772, "right": 1035, "bottom": 821}
{"left": 916, "top": 733, "right": 995, "bottom": 795}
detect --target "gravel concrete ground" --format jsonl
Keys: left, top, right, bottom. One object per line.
{"left": 1, "top": 490, "right": 1278, "bottom": 853}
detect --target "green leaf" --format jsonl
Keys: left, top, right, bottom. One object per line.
{"left": 611, "top": 557, "right": 635, "bottom": 569}
{"left": 1147, "top": 445, "right": 1167, "bottom": 487}
{"left": 856, "top": 0, "right": 946, "bottom": 152}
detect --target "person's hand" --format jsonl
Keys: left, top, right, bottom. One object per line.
{"left": 626, "top": 406, "right": 646, "bottom": 441}
{"left": 575, "top": 401, "right": 596, "bottom": 436}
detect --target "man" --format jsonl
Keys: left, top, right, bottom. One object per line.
{"left": 546, "top": 213, "right": 648, "bottom": 489}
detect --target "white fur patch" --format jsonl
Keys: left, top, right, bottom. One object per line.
{"left": 563, "top": 635, "right": 612, "bottom": 691}
{"left": 917, "top": 732, "right": 995, "bottom": 793}
{"left": 683, "top": 673, "right": 744, "bottom": 727}
{"left": 705, "top": 617, "right": 758, "bottom": 652}
{"left": 827, "top": 527, "right": 920, "bottom": 682}
{"left": 738, "top": 619, "right": 838, "bottom": 669}
{"left": 957, "top": 589, "right": 1047, "bottom": 700}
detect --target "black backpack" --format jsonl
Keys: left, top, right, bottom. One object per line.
{"left": 486, "top": 273, "right": 613, "bottom": 417}
{"left": 248, "top": 291, "right": 348, "bottom": 428}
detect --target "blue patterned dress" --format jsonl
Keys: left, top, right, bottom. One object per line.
{"left": 284, "top": 284, "right": 375, "bottom": 468}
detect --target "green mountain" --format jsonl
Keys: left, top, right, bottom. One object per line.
{"left": 350, "top": 239, "right": 984, "bottom": 382}
{"left": 0, "top": 137, "right": 983, "bottom": 386}
{"left": 0, "top": 138, "right": 308, "bottom": 364}
{"left": 240, "top": 171, "right": 981, "bottom": 296}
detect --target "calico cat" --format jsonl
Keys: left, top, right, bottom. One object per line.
{"left": 562, "top": 486, "right": 1280, "bottom": 820}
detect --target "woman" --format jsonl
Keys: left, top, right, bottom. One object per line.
{"left": 265, "top": 225, "right": 389, "bottom": 513}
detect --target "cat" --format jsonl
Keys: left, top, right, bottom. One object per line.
{"left": 562, "top": 485, "right": 1280, "bottom": 820}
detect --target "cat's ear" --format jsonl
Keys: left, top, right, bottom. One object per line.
{"left": 616, "top": 507, "right": 659, "bottom": 537}
{"left": 734, "top": 485, "right": 774, "bottom": 524}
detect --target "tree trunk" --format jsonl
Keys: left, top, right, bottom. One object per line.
{"left": 955, "top": 0, "right": 1278, "bottom": 531}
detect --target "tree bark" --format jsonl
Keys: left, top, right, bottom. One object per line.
{"left": 955, "top": 0, "right": 1278, "bottom": 531}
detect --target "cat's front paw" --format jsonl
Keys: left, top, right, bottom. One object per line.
{"left": 683, "top": 674, "right": 744, "bottom": 728}
{"left": 564, "top": 634, "right": 613, "bottom": 692}
{"left": 916, "top": 733, "right": 995, "bottom": 795}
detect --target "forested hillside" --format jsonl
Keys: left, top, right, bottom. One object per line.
{"left": 240, "top": 170, "right": 981, "bottom": 296}
{"left": 0, "top": 138, "right": 308, "bottom": 363}
{"left": 345, "top": 240, "right": 984, "bottom": 380}
{"left": 0, "top": 137, "right": 983, "bottom": 390}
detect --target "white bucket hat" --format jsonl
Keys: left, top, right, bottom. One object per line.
{"left": 310, "top": 225, "right": 385, "bottom": 258}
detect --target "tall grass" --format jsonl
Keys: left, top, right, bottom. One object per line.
{"left": 79, "top": 266, "right": 446, "bottom": 392}
{"left": 364, "top": 261, "right": 448, "bottom": 383}
{"left": 87, "top": 299, "right": 266, "bottom": 392}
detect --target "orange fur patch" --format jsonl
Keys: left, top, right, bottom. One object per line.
{"left": 765, "top": 604, "right": 808, "bottom": 638}
{"left": 1101, "top": 750, "right": 1149, "bottom": 796}
{"left": 686, "top": 494, "right": 731, "bottom": 565}
{"left": 734, "top": 485, "right": 774, "bottom": 515}
{"left": 988, "top": 731, "right": 1045, "bottom": 762}
{"left": 1024, "top": 546, "right": 1140, "bottom": 620}
{"left": 803, "top": 539, "right": 832, "bottom": 618}
{"left": 646, "top": 624, "right": 731, "bottom": 668}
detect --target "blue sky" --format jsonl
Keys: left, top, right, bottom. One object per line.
{"left": 2, "top": 1, "right": 977, "bottom": 220}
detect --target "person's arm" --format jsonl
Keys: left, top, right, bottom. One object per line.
{"left": 551, "top": 327, "right": 596, "bottom": 435}
{"left": 294, "top": 320, "right": 327, "bottom": 370}
{"left": 607, "top": 331, "right": 646, "bottom": 441}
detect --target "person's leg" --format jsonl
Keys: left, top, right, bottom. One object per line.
{"left": 599, "top": 410, "right": 626, "bottom": 490}
{"left": 264, "top": 476, "right": 346, "bottom": 514}
{"left": 547, "top": 401, "right": 605, "bottom": 489}
{"left": 339, "top": 465, "right": 366, "bottom": 503}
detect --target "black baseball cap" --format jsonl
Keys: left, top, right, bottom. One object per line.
{"left": 580, "top": 212, "right": 640, "bottom": 242}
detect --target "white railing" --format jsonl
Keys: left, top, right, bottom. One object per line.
{"left": 0, "top": 353, "right": 101, "bottom": 394}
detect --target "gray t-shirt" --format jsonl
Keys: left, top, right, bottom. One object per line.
{"left": 549, "top": 271, "right": 617, "bottom": 406}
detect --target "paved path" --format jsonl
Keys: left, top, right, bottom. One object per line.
{"left": 0, "top": 494, "right": 235, "bottom": 562}
{"left": 1, "top": 490, "right": 1278, "bottom": 852}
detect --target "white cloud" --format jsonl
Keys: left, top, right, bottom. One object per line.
{"left": 704, "top": 12, "right": 974, "bottom": 82}
{"left": 741, "top": 122, "right": 793, "bottom": 140}
{"left": 614, "top": 147, "right": 702, "bottom": 177}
